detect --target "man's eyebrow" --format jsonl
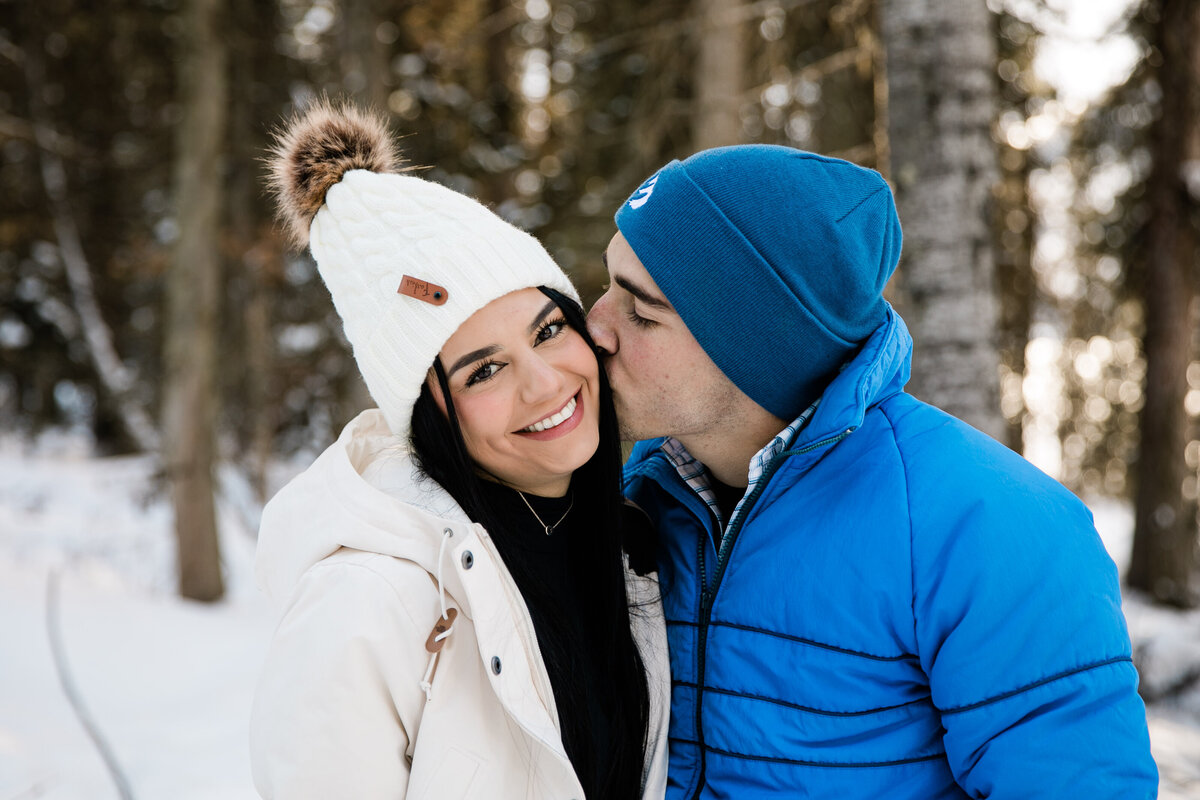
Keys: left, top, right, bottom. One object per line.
{"left": 527, "top": 299, "right": 559, "bottom": 333}
{"left": 446, "top": 345, "right": 501, "bottom": 379}
{"left": 615, "top": 274, "right": 673, "bottom": 311}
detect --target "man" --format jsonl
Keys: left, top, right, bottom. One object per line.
{"left": 586, "top": 146, "right": 1157, "bottom": 799}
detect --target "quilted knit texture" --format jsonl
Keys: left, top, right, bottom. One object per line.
{"left": 615, "top": 145, "right": 902, "bottom": 421}
{"left": 309, "top": 169, "right": 578, "bottom": 444}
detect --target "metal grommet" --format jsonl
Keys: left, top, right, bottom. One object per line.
{"left": 443, "top": 527, "right": 454, "bottom": 537}
{"left": 461, "top": 550, "right": 474, "bottom": 569}
{"left": 491, "top": 656, "right": 502, "bottom": 675}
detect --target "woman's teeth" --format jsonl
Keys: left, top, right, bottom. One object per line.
{"left": 522, "top": 396, "right": 577, "bottom": 433}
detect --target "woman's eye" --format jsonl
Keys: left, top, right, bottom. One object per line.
{"left": 465, "top": 362, "right": 502, "bottom": 387}
{"left": 535, "top": 318, "right": 568, "bottom": 343}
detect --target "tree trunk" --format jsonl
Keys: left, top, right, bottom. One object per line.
{"left": 491, "top": 0, "right": 519, "bottom": 203}
{"left": 227, "top": 0, "right": 282, "bottom": 504}
{"left": 1128, "top": 0, "right": 1200, "bottom": 608}
{"left": 692, "top": 0, "right": 744, "bottom": 150}
{"left": 243, "top": 248, "right": 276, "bottom": 503}
{"left": 880, "top": 0, "right": 1005, "bottom": 441}
{"left": 162, "top": 0, "right": 227, "bottom": 602}
{"left": 20, "top": 29, "right": 160, "bottom": 453}
{"left": 340, "top": 0, "right": 392, "bottom": 110}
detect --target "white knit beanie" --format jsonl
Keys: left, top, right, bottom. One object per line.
{"left": 268, "top": 102, "right": 579, "bottom": 445}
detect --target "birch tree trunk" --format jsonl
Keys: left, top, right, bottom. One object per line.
{"left": 162, "top": 0, "right": 226, "bottom": 602}
{"left": 1128, "top": 0, "right": 1200, "bottom": 608}
{"left": 692, "top": 0, "right": 744, "bottom": 150}
{"left": 881, "top": 0, "right": 1005, "bottom": 441}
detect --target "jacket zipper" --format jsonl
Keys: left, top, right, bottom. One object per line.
{"left": 688, "top": 428, "right": 854, "bottom": 800}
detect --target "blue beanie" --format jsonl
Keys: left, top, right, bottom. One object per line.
{"left": 615, "top": 145, "right": 902, "bottom": 421}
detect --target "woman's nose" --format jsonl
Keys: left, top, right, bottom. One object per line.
{"left": 518, "top": 352, "right": 565, "bottom": 403}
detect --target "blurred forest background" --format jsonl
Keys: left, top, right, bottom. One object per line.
{"left": 0, "top": 0, "right": 1197, "bottom": 606}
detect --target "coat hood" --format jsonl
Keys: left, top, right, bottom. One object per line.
{"left": 255, "top": 410, "right": 475, "bottom": 609}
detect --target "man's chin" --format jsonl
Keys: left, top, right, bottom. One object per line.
{"left": 616, "top": 416, "right": 657, "bottom": 444}
{"left": 610, "top": 395, "right": 659, "bottom": 442}
{"left": 610, "top": 396, "right": 638, "bottom": 438}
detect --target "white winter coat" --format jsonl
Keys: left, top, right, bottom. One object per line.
{"left": 249, "top": 410, "right": 670, "bottom": 800}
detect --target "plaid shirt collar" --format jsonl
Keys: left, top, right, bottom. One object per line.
{"left": 659, "top": 399, "right": 819, "bottom": 532}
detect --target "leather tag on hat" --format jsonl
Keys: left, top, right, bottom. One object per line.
{"left": 398, "top": 275, "right": 448, "bottom": 306}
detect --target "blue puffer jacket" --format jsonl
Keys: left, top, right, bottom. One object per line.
{"left": 623, "top": 309, "right": 1157, "bottom": 799}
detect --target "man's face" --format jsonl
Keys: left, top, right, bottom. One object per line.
{"left": 586, "top": 232, "right": 745, "bottom": 443}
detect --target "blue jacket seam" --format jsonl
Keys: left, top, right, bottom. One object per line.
{"left": 671, "top": 680, "right": 927, "bottom": 717}
{"left": 938, "top": 655, "right": 1134, "bottom": 715}
{"left": 668, "top": 738, "right": 946, "bottom": 769}
{"left": 695, "top": 619, "right": 918, "bottom": 662}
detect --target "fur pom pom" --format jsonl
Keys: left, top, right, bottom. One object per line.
{"left": 267, "top": 100, "right": 401, "bottom": 248}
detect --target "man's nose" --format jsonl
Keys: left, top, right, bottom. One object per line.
{"left": 586, "top": 292, "right": 618, "bottom": 356}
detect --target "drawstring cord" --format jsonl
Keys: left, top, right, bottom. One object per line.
{"left": 420, "top": 528, "right": 457, "bottom": 702}
{"left": 419, "top": 652, "right": 439, "bottom": 703}
{"left": 435, "top": 527, "right": 454, "bottom": 621}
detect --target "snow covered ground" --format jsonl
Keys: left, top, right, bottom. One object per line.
{"left": 0, "top": 433, "right": 276, "bottom": 800}
{"left": 1, "top": 433, "right": 1199, "bottom": 799}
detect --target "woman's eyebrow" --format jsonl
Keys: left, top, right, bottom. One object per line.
{"left": 528, "top": 299, "right": 559, "bottom": 333}
{"left": 446, "top": 345, "right": 501, "bottom": 379}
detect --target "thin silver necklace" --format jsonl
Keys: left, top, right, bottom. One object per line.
{"left": 516, "top": 490, "right": 574, "bottom": 536}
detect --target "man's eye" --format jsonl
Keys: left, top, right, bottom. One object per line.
{"left": 626, "top": 307, "right": 656, "bottom": 329}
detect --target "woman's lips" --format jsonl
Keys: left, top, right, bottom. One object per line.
{"left": 514, "top": 391, "right": 585, "bottom": 441}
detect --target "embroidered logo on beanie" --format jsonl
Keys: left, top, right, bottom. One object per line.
{"left": 628, "top": 174, "right": 659, "bottom": 210}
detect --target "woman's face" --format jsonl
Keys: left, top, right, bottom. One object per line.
{"left": 433, "top": 288, "right": 601, "bottom": 497}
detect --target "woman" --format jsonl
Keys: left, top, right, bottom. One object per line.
{"left": 249, "top": 102, "right": 668, "bottom": 799}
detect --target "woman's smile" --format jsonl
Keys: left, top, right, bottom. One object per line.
{"left": 517, "top": 391, "right": 583, "bottom": 438}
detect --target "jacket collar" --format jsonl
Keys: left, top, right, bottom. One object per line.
{"left": 255, "top": 410, "right": 480, "bottom": 618}
{"left": 793, "top": 304, "right": 912, "bottom": 448}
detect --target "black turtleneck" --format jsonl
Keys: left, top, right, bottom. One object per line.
{"left": 475, "top": 479, "right": 615, "bottom": 790}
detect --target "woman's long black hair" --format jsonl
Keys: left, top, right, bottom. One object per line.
{"left": 410, "top": 286, "right": 650, "bottom": 799}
